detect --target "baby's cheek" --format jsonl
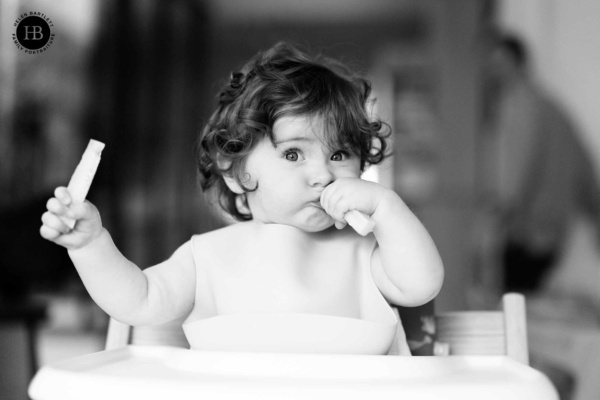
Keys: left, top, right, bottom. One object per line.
{"left": 339, "top": 167, "right": 361, "bottom": 179}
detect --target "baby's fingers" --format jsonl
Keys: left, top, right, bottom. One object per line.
{"left": 46, "top": 196, "right": 75, "bottom": 218}
{"left": 320, "top": 186, "right": 347, "bottom": 221}
{"left": 334, "top": 220, "right": 348, "bottom": 230}
{"left": 40, "top": 224, "right": 62, "bottom": 241}
{"left": 41, "top": 210, "right": 72, "bottom": 235}
{"left": 54, "top": 186, "right": 72, "bottom": 206}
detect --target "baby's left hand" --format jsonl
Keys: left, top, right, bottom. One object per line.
{"left": 320, "top": 178, "right": 389, "bottom": 229}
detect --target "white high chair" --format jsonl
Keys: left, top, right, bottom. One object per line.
{"left": 32, "top": 293, "right": 558, "bottom": 400}
{"left": 105, "top": 293, "right": 529, "bottom": 365}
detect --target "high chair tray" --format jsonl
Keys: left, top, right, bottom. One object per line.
{"left": 29, "top": 345, "right": 557, "bottom": 400}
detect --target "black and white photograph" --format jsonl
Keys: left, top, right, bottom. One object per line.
{"left": 1, "top": 1, "right": 599, "bottom": 399}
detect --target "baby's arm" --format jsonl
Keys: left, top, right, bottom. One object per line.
{"left": 41, "top": 187, "right": 195, "bottom": 325}
{"left": 321, "top": 178, "right": 444, "bottom": 306}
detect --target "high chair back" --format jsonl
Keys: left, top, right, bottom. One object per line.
{"left": 105, "top": 316, "right": 189, "bottom": 350}
{"left": 435, "top": 293, "right": 529, "bottom": 364}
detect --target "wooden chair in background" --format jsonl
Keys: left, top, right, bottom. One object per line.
{"left": 435, "top": 293, "right": 529, "bottom": 364}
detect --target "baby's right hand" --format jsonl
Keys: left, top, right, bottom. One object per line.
{"left": 40, "top": 187, "right": 103, "bottom": 250}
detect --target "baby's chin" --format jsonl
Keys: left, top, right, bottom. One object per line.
{"left": 300, "top": 224, "right": 334, "bottom": 233}
{"left": 264, "top": 216, "right": 335, "bottom": 233}
{"left": 255, "top": 211, "right": 336, "bottom": 233}
{"left": 295, "top": 217, "right": 336, "bottom": 233}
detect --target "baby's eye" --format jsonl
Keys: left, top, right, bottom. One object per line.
{"left": 284, "top": 151, "right": 299, "bottom": 161}
{"left": 331, "top": 151, "right": 349, "bottom": 162}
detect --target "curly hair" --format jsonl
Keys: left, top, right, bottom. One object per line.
{"left": 196, "top": 41, "right": 390, "bottom": 221}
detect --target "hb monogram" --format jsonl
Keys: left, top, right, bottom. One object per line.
{"left": 23, "top": 25, "right": 44, "bottom": 40}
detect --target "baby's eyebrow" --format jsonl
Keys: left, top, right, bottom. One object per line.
{"left": 273, "top": 136, "right": 313, "bottom": 147}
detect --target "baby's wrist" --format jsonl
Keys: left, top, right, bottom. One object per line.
{"left": 370, "top": 190, "right": 406, "bottom": 224}
{"left": 69, "top": 227, "right": 109, "bottom": 253}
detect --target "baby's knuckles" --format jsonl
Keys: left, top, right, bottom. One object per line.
{"left": 325, "top": 178, "right": 387, "bottom": 216}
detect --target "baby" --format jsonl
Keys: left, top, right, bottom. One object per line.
{"left": 40, "top": 42, "right": 443, "bottom": 355}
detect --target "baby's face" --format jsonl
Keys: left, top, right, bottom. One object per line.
{"left": 243, "top": 115, "right": 361, "bottom": 232}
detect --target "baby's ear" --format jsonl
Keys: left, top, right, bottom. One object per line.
{"left": 217, "top": 154, "right": 245, "bottom": 194}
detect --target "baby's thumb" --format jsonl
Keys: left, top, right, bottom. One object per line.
{"left": 68, "top": 201, "right": 97, "bottom": 222}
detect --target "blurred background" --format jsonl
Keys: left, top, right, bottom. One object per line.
{"left": 1, "top": 0, "right": 600, "bottom": 399}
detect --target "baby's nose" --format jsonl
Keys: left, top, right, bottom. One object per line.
{"left": 309, "top": 162, "right": 334, "bottom": 187}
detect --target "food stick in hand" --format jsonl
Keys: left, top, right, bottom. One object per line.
{"left": 62, "top": 139, "right": 105, "bottom": 229}
{"left": 345, "top": 210, "right": 375, "bottom": 236}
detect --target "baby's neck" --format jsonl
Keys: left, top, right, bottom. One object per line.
{"left": 249, "top": 220, "right": 337, "bottom": 237}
